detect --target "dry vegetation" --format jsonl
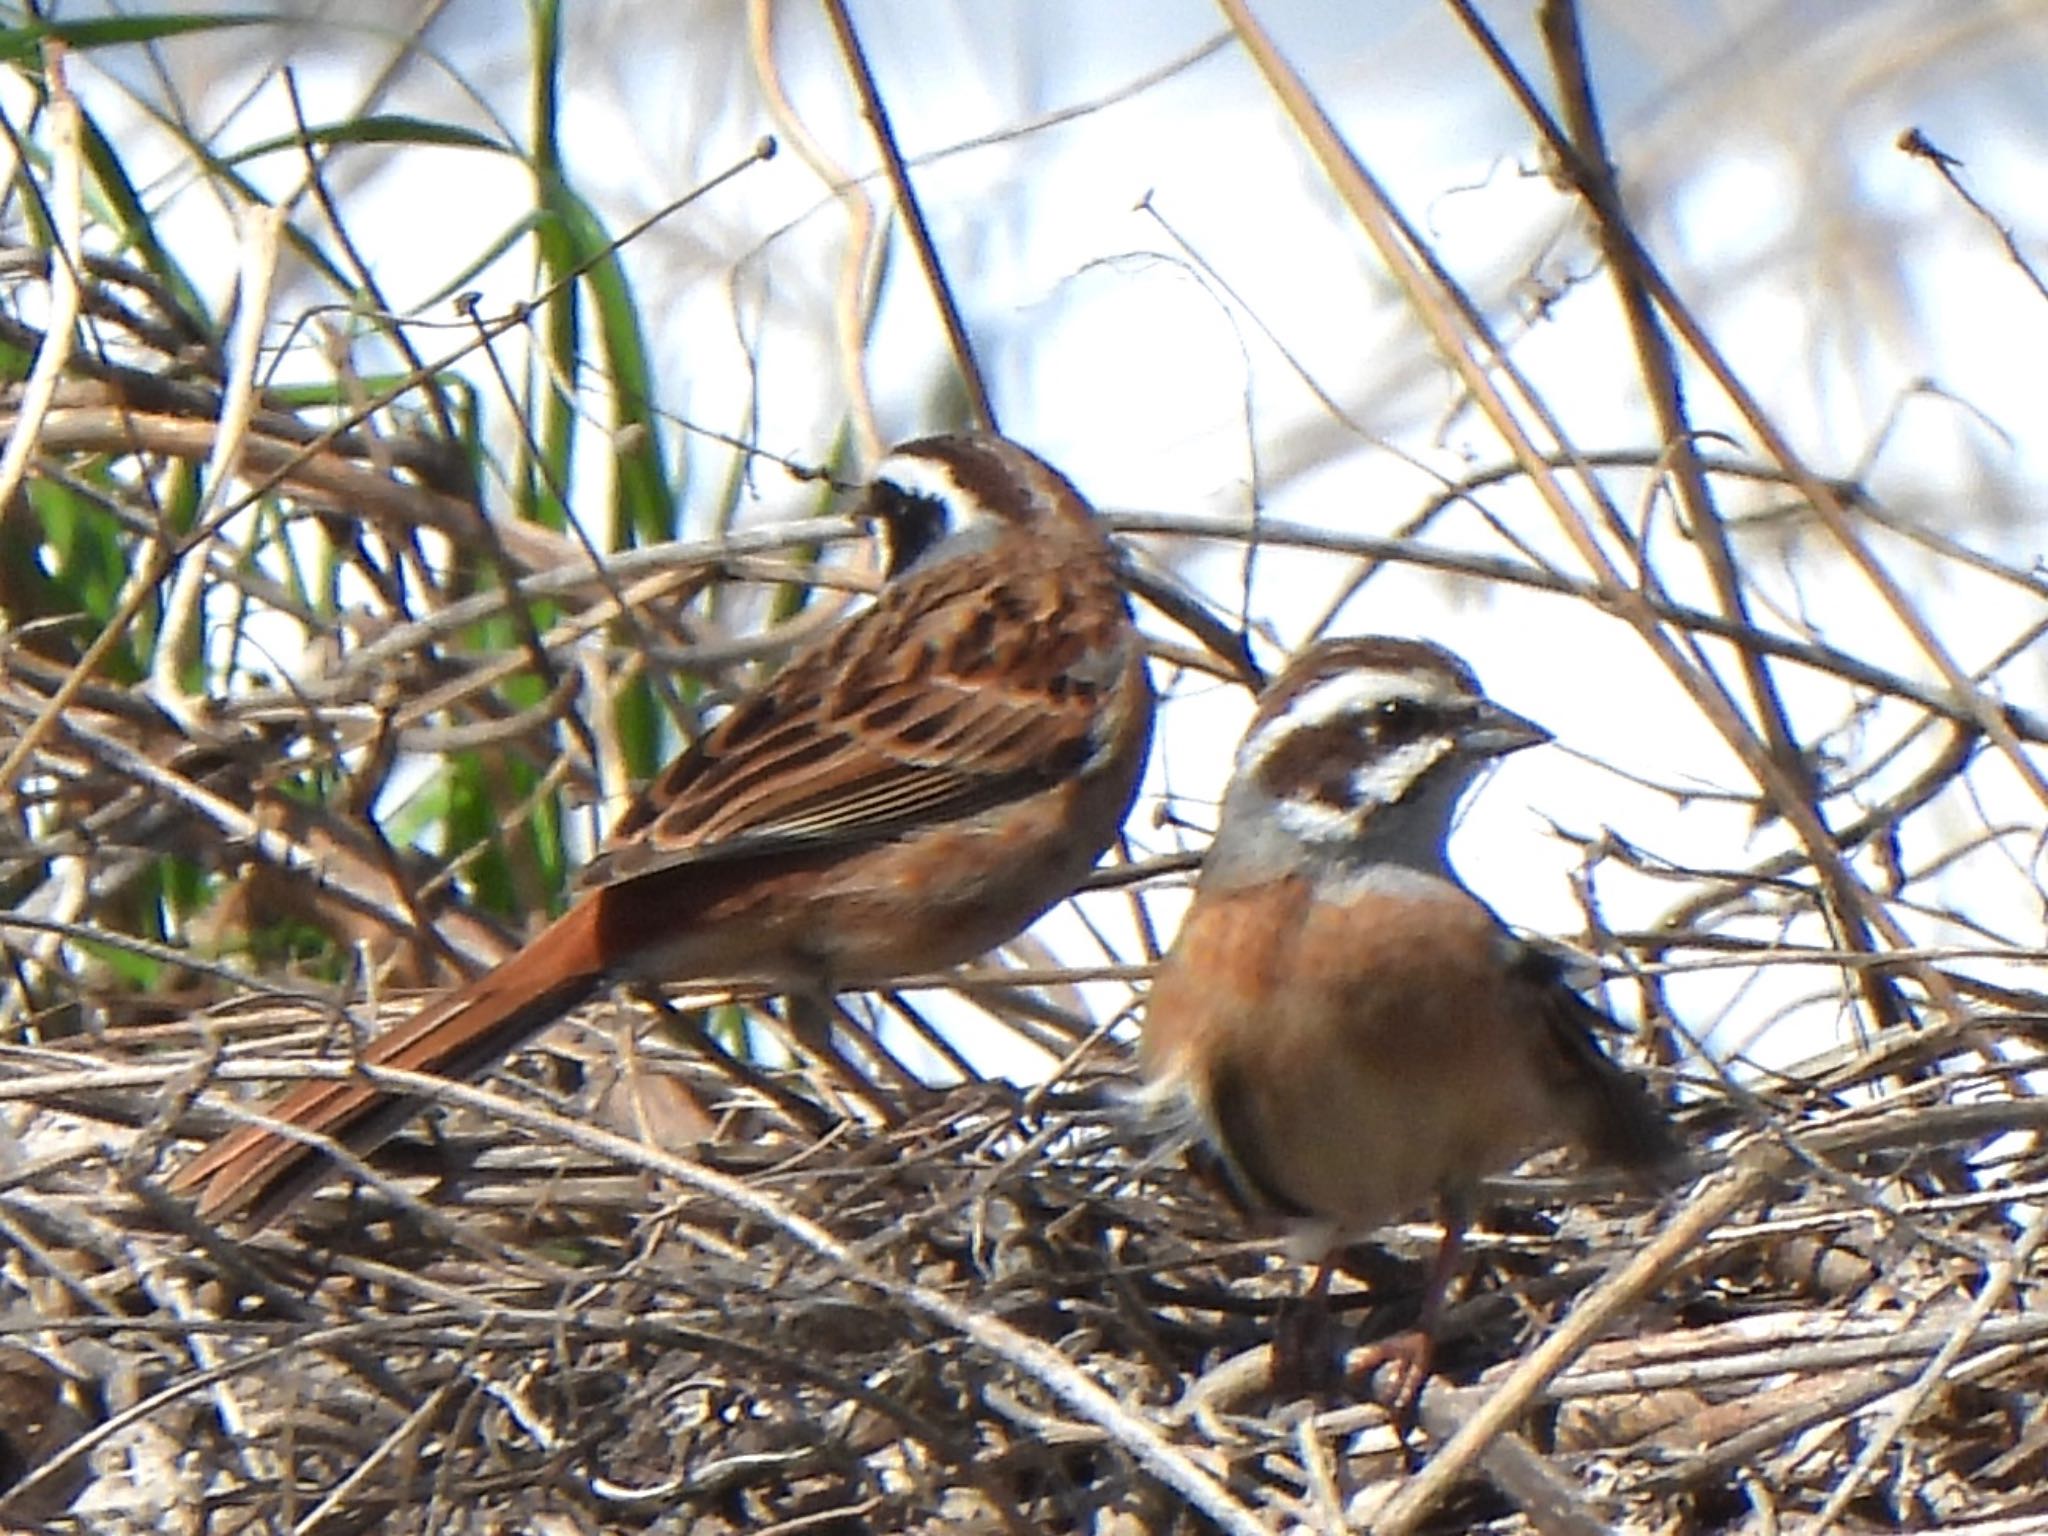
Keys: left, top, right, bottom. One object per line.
{"left": 0, "top": 4, "right": 2044, "bottom": 1533}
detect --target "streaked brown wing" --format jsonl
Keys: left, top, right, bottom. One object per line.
{"left": 580, "top": 539, "right": 1135, "bottom": 889}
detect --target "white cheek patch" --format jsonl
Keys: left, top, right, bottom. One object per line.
{"left": 874, "top": 450, "right": 1024, "bottom": 542}
{"left": 872, "top": 450, "right": 1014, "bottom": 572}
{"left": 1268, "top": 790, "right": 1359, "bottom": 846}
{"left": 1350, "top": 734, "right": 1453, "bottom": 808}
{"left": 1263, "top": 733, "right": 1452, "bottom": 848}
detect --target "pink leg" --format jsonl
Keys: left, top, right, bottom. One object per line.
{"left": 1348, "top": 1191, "right": 1472, "bottom": 1440}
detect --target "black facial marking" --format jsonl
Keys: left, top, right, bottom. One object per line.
{"left": 1254, "top": 695, "right": 1459, "bottom": 814}
{"left": 1256, "top": 718, "right": 1371, "bottom": 811}
{"left": 898, "top": 436, "right": 1036, "bottom": 522}
{"left": 1371, "top": 696, "right": 1438, "bottom": 749}
{"left": 870, "top": 482, "right": 953, "bottom": 577}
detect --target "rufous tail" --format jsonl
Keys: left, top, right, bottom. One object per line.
{"left": 171, "top": 899, "right": 608, "bottom": 1228}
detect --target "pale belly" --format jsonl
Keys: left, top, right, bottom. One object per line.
{"left": 1144, "top": 870, "right": 1579, "bottom": 1232}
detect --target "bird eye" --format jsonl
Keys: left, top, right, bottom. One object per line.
{"left": 1371, "top": 697, "right": 1430, "bottom": 742}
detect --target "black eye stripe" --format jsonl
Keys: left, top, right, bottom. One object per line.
{"left": 873, "top": 485, "right": 953, "bottom": 577}
{"left": 1249, "top": 696, "right": 1467, "bottom": 812}
{"left": 1367, "top": 697, "right": 1440, "bottom": 744}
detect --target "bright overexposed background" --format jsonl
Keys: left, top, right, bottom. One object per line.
{"left": 28, "top": 0, "right": 2048, "bottom": 1086}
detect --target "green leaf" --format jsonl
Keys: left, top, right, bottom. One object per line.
{"left": 74, "top": 105, "right": 208, "bottom": 321}
{"left": 223, "top": 115, "right": 511, "bottom": 166}
{"left": 0, "top": 12, "right": 274, "bottom": 64}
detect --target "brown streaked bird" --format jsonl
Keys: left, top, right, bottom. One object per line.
{"left": 175, "top": 433, "right": 1156, "bottom": 1228}
{"left": 1141, "top": 636, "right": 1679, "bottom": 1403}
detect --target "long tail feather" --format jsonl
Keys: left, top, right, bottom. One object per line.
{"left": 171, "top": 900, "right": 608, "bottom": 1227}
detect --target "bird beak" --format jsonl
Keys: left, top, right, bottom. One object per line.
{"left": 1462, "top": 700, "right": 1552, "bottom": 759}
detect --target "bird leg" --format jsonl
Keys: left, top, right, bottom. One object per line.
{"left": 1346, "top": 1190, "right": 1472, "bottom": 1441}
{"left": 1270, "top": 1252, "right": 1342, "bottom": 1396}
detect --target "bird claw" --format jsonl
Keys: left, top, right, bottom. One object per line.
{"left": 1346, "top": 1326, "right": 1434, "bottom": 1449}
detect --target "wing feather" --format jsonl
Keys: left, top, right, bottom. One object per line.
{"left": 579, "top": 532, "right": 1138, "bottom": 890}
{"left": 1508, "top": 942, "right": 1685, "bottom": 1179}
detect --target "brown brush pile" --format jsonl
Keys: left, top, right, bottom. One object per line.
{"left": 3, "top": 12, "right": 2046, "bottom": 1533}
{"left": 4, "top": 988, "right": 2045, "bottom": 1531}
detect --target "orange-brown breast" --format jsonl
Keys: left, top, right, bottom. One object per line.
{"left": 1143, "top": 873, "right": 1585, "bottom": 1231}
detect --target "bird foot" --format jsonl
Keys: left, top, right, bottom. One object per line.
{"left": 1344, "top": 1326, "right": 1435, "bottom": 1446}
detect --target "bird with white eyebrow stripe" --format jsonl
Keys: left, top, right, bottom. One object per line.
{"left": 175, "top": 432, "right": 1157, "bottom": 1229}
{"left": 1141, "top": 635, "right": 1683, "bottom": 1416}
